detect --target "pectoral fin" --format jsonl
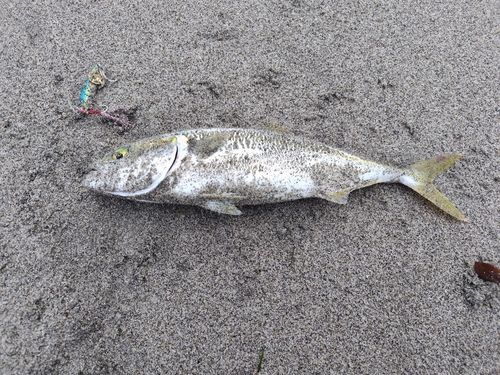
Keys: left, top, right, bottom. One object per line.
{"left": 201, "top": 200, "right": 243, "bottom": 215}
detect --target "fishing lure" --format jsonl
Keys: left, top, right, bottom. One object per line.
{"left": 75, "top": 63, "right": 135, "bottom": 128}
{"left": 78, "top": 63, "right": 108, "bottom": 109}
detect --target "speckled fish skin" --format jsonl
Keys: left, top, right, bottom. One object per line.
{"left": 82, "top": 128, "right": 466, "bottom": 220}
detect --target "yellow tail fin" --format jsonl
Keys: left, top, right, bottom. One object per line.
{"left": 399, "top": 154, "right": 467, "bottom": 221}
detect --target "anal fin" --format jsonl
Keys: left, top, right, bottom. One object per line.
{"left": 322, "top": 189, "right": 351, "bottom": 204}
{"left": 201, "top": 200, "right": 243, "bottom": 215}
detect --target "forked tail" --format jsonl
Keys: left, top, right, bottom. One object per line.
{"left": 398, "top": 154, "right": 466, "bottom": 221}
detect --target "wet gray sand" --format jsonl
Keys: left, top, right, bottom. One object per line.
{"left": 1, "top": 1, "right": 499, "bottom": 374}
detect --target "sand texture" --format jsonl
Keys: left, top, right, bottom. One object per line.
{"left": 1, "top": 1, "right": 499, "bottom": 374}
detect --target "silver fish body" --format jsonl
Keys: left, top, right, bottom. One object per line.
{"left": 82, "top": 128, "right": 466, "bottom": 220}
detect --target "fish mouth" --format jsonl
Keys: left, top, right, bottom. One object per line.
{"left": 81, "top": 168, "right": 101, "bottom": 190}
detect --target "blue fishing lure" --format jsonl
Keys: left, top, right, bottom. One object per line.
{"left": 78, "top": 64, "right": 105, "bottom": 109}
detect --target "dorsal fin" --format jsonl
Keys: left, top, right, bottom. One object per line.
{"left": 260, "top": 119, "right": 288, "bottom": 133}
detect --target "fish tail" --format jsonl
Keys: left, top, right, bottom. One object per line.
{"left": 399, "top": 154, "right": 467, "bottom": 221}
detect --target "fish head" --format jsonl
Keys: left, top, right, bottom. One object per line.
{"left": 82, "top": 135, "right": 188, "bottom": 197}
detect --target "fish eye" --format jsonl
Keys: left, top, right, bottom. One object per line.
{"left": 112, "top": 147, "right": 129, "bottom": 160}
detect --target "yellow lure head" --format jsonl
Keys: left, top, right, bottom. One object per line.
{"left": 88, "top": 64, "right": 105, "bottom": 86}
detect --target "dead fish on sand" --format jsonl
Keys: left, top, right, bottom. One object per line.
{"left": 82, "top": 128, "right": 466, "bottom": 220}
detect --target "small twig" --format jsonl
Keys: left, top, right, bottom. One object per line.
{"left": 257, "top": 347, "right": 265, "bottom": 373}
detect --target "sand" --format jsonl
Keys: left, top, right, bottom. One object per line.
{"left": 1, "top": 1, "right": 499, "bottom": 374}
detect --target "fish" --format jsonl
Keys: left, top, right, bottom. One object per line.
{"left": 82, "top": 128, "right": 466, "bottom": 220}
